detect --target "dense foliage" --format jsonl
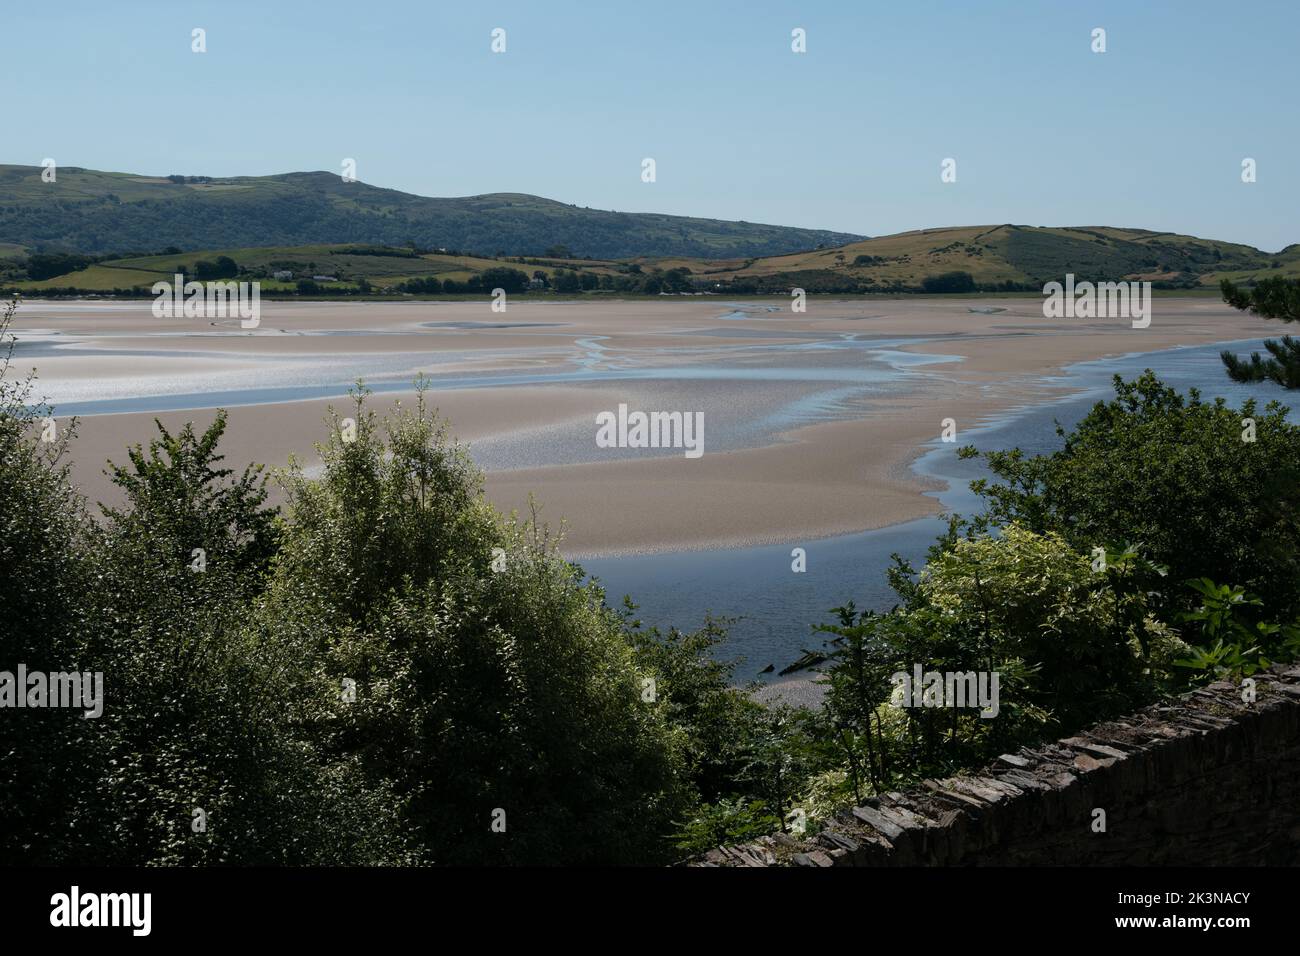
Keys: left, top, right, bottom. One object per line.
{"left": 0, "top": 297, "right": 100, "bottom": 861}
{"left": 961, "top": 371, "right": 1300, "bottom": 629}
{"left": 0, "top": 300, "right": 758, "bottom": 864}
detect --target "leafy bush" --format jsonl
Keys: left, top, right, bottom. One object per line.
{"left": 673, "top": 797, "right": 782, "bottom": 856}
{"left": 1174, "top": 578, "right": 1300, "bottom": 680}
{"left": 814, "top": 525, "right": 1173, "bottom": 798}
{"left": 72, "top": 413, "right": 408, "bottom": 865}
{"left": 257, "top": 385, "right": 696, "bottom": 864}
{"left": 0, "top": 297, "right": 102, "bottom": 863}
{"left": 962, "top": 371, "right": 1300, "bottom": 625}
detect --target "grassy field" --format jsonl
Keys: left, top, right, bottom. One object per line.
{"left": 12, "top": 244, "right": 631, "bottom": 292}
{"left": 20, "top": 266, "right": 175, "bottom": 291}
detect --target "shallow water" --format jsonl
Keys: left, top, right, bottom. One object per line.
{"left": 580, "top": 337, "right": 1300, "bottom": 683}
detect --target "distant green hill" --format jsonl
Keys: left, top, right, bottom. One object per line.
{"left": 688, "top": 224, "right": 1300, "bottom": 291}
{"left": 3, "top": 164, "right": 1292, "bottom": 295}
{"left": 0, "top": 164, "right": 863, "bottom": 259}
{"left": 9, "top": 226, "right": 1297, "bottom": 297}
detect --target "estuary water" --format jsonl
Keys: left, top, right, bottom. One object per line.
{"left": 580, "top": 337, "right": 1300, "bottom": 685}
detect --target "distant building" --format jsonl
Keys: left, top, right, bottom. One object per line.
{"left": 528, "top": 277, "right": 546, "bottom": 290}
{"left": 272, "top": 270, "right": 293, "bottom": 281}
{"left": 311, "top": 275, "right": 338, "bottom": 282}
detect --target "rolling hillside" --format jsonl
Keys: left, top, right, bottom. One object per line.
{"left": 2, "top": 169, "right": 1294, "bottom": 297}
{"left": 682, "top": 224, "right": 1300, "bottom": 291}
{"left": 7, "top": 223, "right": 1298, "bottom": 297}
{"left": 0, "top": 164, "right": 863, "bottom": 259}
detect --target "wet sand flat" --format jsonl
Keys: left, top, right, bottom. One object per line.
{"left": 11, "top": 296, "right": 1278, "bottom": 556}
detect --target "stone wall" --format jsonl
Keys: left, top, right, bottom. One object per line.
{"left": 694, "top": 665, "right": 1300, "bottom": 866}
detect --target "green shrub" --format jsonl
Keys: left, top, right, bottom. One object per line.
{"left": 963, "top": 371, "right": 1300, "bottom": 625}
{"left": 0, "top": 297, "right": 102, "bottom": 863}
{"left": 261, "top": 385, "right": 695, "bottom": 864}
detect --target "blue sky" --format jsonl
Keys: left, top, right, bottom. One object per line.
{"left": 5, "top": 0, "right": 1297, "bottom": 250}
